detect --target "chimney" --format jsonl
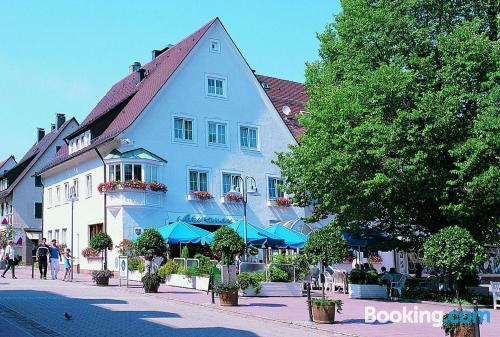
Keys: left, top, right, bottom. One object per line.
{"left": 51, "top": 123, "right": 56, "bottom": 132}
{"left": 37, "top": 128, "right": 45, "bottom": 143}
{"left": 138, "top": 68, "right": 145, "bottom": 82}
{"left": 151, "top": 44, "right": 174, "bottom": 60}
{"left": 56, "top": 113, "right": 66, "bottom": 130}
{"left": 129, "top": 61, "right": 141, "bottom": 74}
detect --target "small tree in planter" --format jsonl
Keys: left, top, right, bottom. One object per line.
{"left": 135, "top": 228, "right": 167, "bottom": 293}
{"left": 210, "top": 226, "right": 245, "bottom": 306}
{"left": 304, "top": 223, "right": 349, "bottom": 323}
{"left": 423, "top": 226, "right": 487, "bottom": 337}
{"left": 89, "top": 232, "right": 114, "bottom": 286}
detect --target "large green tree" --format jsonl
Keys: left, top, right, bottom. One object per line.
{"left": 276, "top": 0, "right": 499, "bottom": 245}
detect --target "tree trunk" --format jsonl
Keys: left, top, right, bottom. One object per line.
{"left": 321, "top": 264, "right": 326, "bottom": 300}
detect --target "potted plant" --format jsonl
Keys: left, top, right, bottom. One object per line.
{"left": 237, "top": 272, "right": 264, "bottom": 296}
{"left": 423, "top": 226, "right": 487, "bottom": 337}
{"left": 89, "top": 232, "right": 114, "bottom": 286}
{"left": 142, "top": 271, "right": 164, "bottom": 293}
{"left": 224, "top": 192, "right": 242, "bottom": 203}
{"left": 189, "top": 191, "right": 213, "bottom": 201}
{"left": 276, "top": 197, "right": 293, "bottom": 207}
{"left": 347, "top": 269, "right": 387, "bottom": 299}
{"left": 135, "top": 228, "right": 167, "bottom": 293}
{"left": 214, "top": 282, "right": 239, "bottom": 306}
{"left": 304, "top": 223, "right": 349, "bottom": 323}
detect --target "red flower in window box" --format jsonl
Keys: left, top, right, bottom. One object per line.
{"left": 121, "top": 180, "right": 147, "bottom": 190}
{"left": 224, "top": 192, "right": 243, "bottom": 203}
{"left": 276, "top": 197, "right": 293, "bottom": 207}
{"left": 149, "top": 182, "right": 168, "bottom": 193}
{"left": 190, "top": 191, "right": 213, "bottom": 201}
{"left": 97, "top": 181, "right": 121, "bottom": 193}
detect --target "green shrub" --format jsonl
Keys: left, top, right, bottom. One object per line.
{"left": 194, "top": 253, "right": 213, "bottom": 275}
{"left": 89, "top": 233, "right": 113, "bottom": 253}
{"left": 237, "top": 272, "right": 265, "bottom": 294}
{"left": 135, "top": 228, "right": 167, "bottom": 274}
{"left": 269, "top": 266, "right": 290, "bottom": 282}
{"left": 213, "top": 282, "right": 238, "bottom": 294}
{"left": 157, "top": 260, "right": 179, "bottom": 278}
{"left": 128, "top": 257, "right": 145, "bottom": 272}
{"left": 181, "top": 246, "right": 190, "bottom": 258}
{"left": 210, "top": 227, "right": 245, "bottom": 265}
{"left": 142, "top": 272, "right": 163, "bottom": 292}
{"left": 271, "top": 254, "right": 310, "bottom": 281}
{"left": 347, "top": 269, "right": 382, "bottom": 285}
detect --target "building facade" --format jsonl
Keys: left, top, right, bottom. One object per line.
{"left": 0, "top": 115, "right": 78, "bottom": 262}
{"left": 39, "top": 18, "right": 309, "bottom": 271}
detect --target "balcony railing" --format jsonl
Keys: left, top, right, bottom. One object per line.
{"left": 106, "top": 189, "right": 163, "bottom": 208}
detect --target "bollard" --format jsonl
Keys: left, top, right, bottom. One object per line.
{"left": 306, "top": 282, "right": 313, "bottom": 322}
{"left": 473, "top": 300, "right": 480, "bottom": 337}
{"left": 31, "top": 256, "right": 35, "bottom": 279}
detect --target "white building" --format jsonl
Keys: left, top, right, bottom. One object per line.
{"left": 39, "top": 18, "right": 309, "bottom": 271}
{"left": 0, "top": 114, "right": 78, "bottom": 262}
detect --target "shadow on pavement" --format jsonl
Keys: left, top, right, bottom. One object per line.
{"left": 241, "top": 303, "right": 287, "bottom": 308}
{"left": 0, "top": 290, "right": 260, "bottom": 337}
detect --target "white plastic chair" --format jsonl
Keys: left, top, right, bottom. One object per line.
{"left": 390, "top": 274, "right": 407, "bottom": 298}
{"left": 492, "top": 282, "right": 500, "bottom": 310}
{"left": 323, "top": 271, "right": 334, "bottom": 291}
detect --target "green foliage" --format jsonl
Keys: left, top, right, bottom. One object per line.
{"left": 91, "top": 270, "right": 113, "bottom": 281}
{"left": 304, "top": 223, "right": 349, "bottom": 266}
{"left": 157, "top": 259, "right": 180, "bottom": 278}
{"left": 194, "top": 253, "right": 213, "bottom": 275}
{"left": 347, "top": 269, "right": 382, "bottom": 285}
{"left": 236, "top": 272, "right": 265, "bottom": 294}
{"left": 89, "top": 233, "right": 113, "bottom": 253}
{"left": 134, "top": 228, "right": 167, "bottom": 261}
{"left": 423, "top": 226, "right": 487, "bottom": 283}
{"left": 269, "top": 266, "right": 290, "bottom": 282}
{"left": 311, "top": 298, "right": 343, "bottom": 313}
{"left": 181, "top": 246, "right": 190, "bottom": 258}
{"left": 213, "top": 282, "right": 239, "bottom": 294}
{"left": 274, "top": 0, "right": 500, "bottom": 245}
{"left": 210, "top": 227, "right": 245, "bottom": 265}
{"left": 271, "top": 254, "right": 310, "bottom": 281}
{"left": 127, "top": 257, "right": 145, "bottom": 272}
{"left": 142, "top": 272, "right": 163, "bottom": 292}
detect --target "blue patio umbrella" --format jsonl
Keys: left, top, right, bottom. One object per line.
{"left": 201, "top": 220, "right": 285, "bottom": 247}
{"left": 157, "top": 221, "right": 211, "bottom": 244}
{"left": 267, "top": 223, "right": 308, "bottom": 249}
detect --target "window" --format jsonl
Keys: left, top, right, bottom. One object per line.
{"left": 209, "top": 39, "right": 220, "bottom": 53}
{"left": 55, "top": 145, "right": 61, "bottom": 154}
{"left": 124, "top": 164, "right": 142, "bottom": 181}
{"left": 56, "top": 186, "right": 60, "bottom": 204}
{"left": 64, "top": 182, "right": 70, "bottom": 201}
{"left": 47, "top": 230, "right": 52, "bottom": 242}
{"left": 47, "top": 188, "right": 53, "bottom": 207}
{"left": 72, "top": 179, "right": 79, "bottom": 198}
{"left": 61, "top": 229, "right": 67, "bottom": 245}
{"left": 0, "top": 179, "right": 7, "bottom": 191}
{"left": 54, "top": 229, "right": 60, "bottom": 243}
{"left": 206, "top": 75, "right": 226, "bottom": 98}
{"left": 35, "top": 175, "right": 42, "bottom": 187}
{"left": 86, "top": 174, "right": 92, "bottom": 197}
{"left": 222, "top": 173, "right": 241, "bottom": 194}
{"left": 189, "top": 170, "right": 208, "bottom": 192}
{"left": 68, "top": 130, "right": 91, "bottom": 155}
{"left": 208, "top": 121, "right": 227, "bottom": 146}
{"left": 89, "top": 223, "right": 103, "bottom": 243}
{"left": 240, "top": 126, "right": 258, "bottom": 150}
{"left": 174, "top": 117, "right": 194, "bottom": 141}
{"left": 109, "top": 164, "right": 122, "bottom": 181}
{"left": 145, "top": 165, "right": 158, "bottom": 183}
{"left": 268, "top": 177, "right": 285, "bottom": 200}
{"left": 34, "top": 202, "right": 42, "bottom": 219}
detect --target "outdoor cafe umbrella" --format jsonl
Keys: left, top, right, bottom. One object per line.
{"left": 267, "top": 223, "right": 308, "bottom": 249}
{"left": 201, "top": 220, "right": 285, "bottom": 247}
{"left": 157, "top": 221, "right": 211, "bottom": 244}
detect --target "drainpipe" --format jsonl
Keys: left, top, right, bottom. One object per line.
{"left": 40, "top": 175, "right": 45, "bottom": 240}
{"left": 95, "top": 148, "right": 108, "bottom": 270}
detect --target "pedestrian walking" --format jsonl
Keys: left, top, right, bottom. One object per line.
{"left": 0, "top": 244, "right": 5, "bottom": 270}
{"left": 1, "top": 240, "right": 17, "bottom": 279}
{"left": 48, "top": 239, "right": 61, "bottom": 280}
{"left": 62, "top": 248, "right": 73, "bottom": 281}
{"left": 36, "top": 238, "right": 50, "bottom": 279}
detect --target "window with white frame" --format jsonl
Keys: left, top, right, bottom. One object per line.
{"left": 0, "top": 179, "right": 7, "bottom": 191}
{"left": 55, "top": 186, "right": 60, "bottom": 204}
{"left": 47, "top": 188, "right": 53, "bottom": 207}
{"left": 222, "top": 173, "right": 241, "bottom": 194}
{"left": 268, "top": 177, "right": 285, "bottom": 200}
{"left": 145, "top": 165, "right": 158, "bottom": 183}
{"left": 209, "top": 39, "right": 220, "bottom": 53}
{"left": 207, "top": 121, "right": 227, "bottom": 146}
{"left": 54, "top": 229, "right": 60, "bottom": 243}
{"left": 69, "top": 130, "right": 91, "bottom": 155}
{"left": 72, "top": 179, "right": 79, "bottom": 198}
{"left": 240, "top": 126, "right": 258, "bottom": 150}
{"left": 109, "top": 163, "right": 122, "bottom": 181}
{"left": 48, "top": 230, "right": 52, "bottom": 242}
{"left": 124, "top": 164, "right": 142, "bottom": 181}
{"left": 86, "top": 174, "right": 92, "bottom": 197}
{"left": 61, "top": 228, "right": 67, "bottom": 245}
{"left": 189, "top": 170, "right": 208, "bottom": 192}
{"left": 174, "top": 117, "right": 194, "bottom": 142}
{"left": 206, "top": 75, "right": 226, "bottom": 98}
{"left": 64, "top": 182, "right": 70, "bottom": 201}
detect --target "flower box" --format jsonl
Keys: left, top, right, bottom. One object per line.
{"left": 241, "top": 282, "right": 303, "bottom": 297}
{"left": 128, "top": 270, "right": 143, "bottom": 282}
{"left": 164, "top": 274, "right": 210, "bottom": 290}
{"left": 222, "top": 192, "right": 243, "bottom": 203}
{"left": 188, "top": 191, "right": 213, "bottom": 201}
{"left": 348, "top": 284, "right": 388, "bottom": 299}
{"left": 98, "top": 180, "right": 167, "bottom": 193}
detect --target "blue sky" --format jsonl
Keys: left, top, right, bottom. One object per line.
{"left": 0, "top": 1, "right": 341, "bottom": 161}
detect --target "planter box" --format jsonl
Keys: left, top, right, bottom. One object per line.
{"left": 195, "top": 276, "right": 210, "bottom": 291}
{"left": 241, "top": 282, "right": 303, "bottom": 297}
{"left": 128, "top": 270, "right": 144, "bottom": 282}
{"left": 165, "top": 274, "right": 195, "bottom": 288}
{"left": 349, "top": 284, "right": 388, "bottom": 299}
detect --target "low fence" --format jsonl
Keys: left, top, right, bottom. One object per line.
{"left": 239, "top": 262, "right": 300, "bottom": 282}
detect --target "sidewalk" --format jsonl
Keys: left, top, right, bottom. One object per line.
{"left": 4, "top": 267, "right": 499, "bottom": 337}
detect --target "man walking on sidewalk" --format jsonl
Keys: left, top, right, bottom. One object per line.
{"left": 1, "top": 240, "right": 17, "bottom": 279}
{"left": 36, "top": 238, "right": 49, "bottom": 279}
{"left": 48, "top": 239, "right": 61, "bottom": 280}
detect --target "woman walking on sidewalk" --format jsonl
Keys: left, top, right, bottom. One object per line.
{"left": 62, "top": 248, "right": 73, "bottom": 281}
{"left": 1, "top": 240, "right": 17, "bottom": 279}
{"left": 48, "top": 239, "right": 62, "bottom": 280}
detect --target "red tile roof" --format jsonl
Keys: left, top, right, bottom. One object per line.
{"left": 255, "top": 74, "right": 307, "bottom": 141}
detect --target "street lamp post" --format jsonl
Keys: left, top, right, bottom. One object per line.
{"left": 69, "top": 188, "right": 78, "bottom": 282}
{"left": 230, "top": 176, "right": 257, "bottom": 261}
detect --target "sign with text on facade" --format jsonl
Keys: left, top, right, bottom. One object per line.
{"left": 167, "top": 212, "right": 241, "bottom": 226}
